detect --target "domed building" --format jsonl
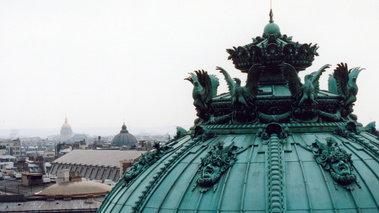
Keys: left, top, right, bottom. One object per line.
{"left": 60, "top": 117, "right": 73, "bottom": 142}
{"left": 38, "top": 180, "right": 112, "bottom": 199}
{"left": 99, "top": 10, "right": 379, "bottom": 213}
{"left": 111, "top": 123, "right": 138, "bottom": 148}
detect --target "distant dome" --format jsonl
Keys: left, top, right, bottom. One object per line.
{"left": 60, "top": 117, "right": 73, "bottom": 141}
{"left": 39, "top": 181, "right": 111, "bottom": 196}
{"left": 111, "top": 123, "right": 138, "bottom": 147}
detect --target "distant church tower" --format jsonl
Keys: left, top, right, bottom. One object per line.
{"left": 60, "top": 117, "right": 73, "bottom": 142}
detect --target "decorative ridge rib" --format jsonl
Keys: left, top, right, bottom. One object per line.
{"left": 349, "top": 133, "right": 379, "bottom": 156}
{"left": 345, "top": 143, "right": 379, "bottom": 211}
{"left": 115, "top": 148, "right": 174, "bottom": 212}
{"left": 267, "top": 134, "right": 285, "bottom": 213}
{"left": 240, "top": 136, "right": 257, "bottom": 211}
{"left": 293, "top": 143, "right": 312, "bottom": 211}
{"left": 347, "top": 157, "right": 379, "bottom": 209}
{"left": 217, "top": 167, "right": 233, "bottom": 213}
{"left": 194, "top": 193, "right": 204, "bottom": 213}
{"left": 174, "top": 167, "right": 202, "bottom": 213}
{"left": 156, "top": 144, "right": 210, "bottom": 212}
{"left": 334, "top": 135, "right": 379, "bottom": 164}
{"left": 338, "top": 139, "right": 379, "bottom": 209}
{"left": 342, "top": 142, "right": 379, "bottom": 180}
{"left": 318, "top": 164, "right": 338, "bottom": 213}
{"left": 205, "top": 122, "right": 354, "bottom": 130}
{"left": 132, "top": 135, "right": 218, "bottom": 212}
{"left": 102, "top": 137, "right": 191, "bottom": 212}
{"left": 349, "top": 190, "right": 361, "bottom": 213}
{"left": 174, "top": 172, "right": 202, "bottom": 212}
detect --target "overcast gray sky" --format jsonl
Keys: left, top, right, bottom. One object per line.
{"left": 1, "top": 0, "right": 378, "bottom": 137}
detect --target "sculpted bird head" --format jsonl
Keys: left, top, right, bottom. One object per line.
{"left": 233, "top": 78, "right": 241, "bottom": 86}
{"left": 303, "top": 74, "right": 313, "bottom": 83}
{"left": 184, "top": 76, "right": 193, "bottom": 84}
{"left": 185, "top": 73, "right": 198, "bottom": 85}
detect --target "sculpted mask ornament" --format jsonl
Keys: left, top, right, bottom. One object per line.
{"left": 312, "top": 137, "right": 360, "bottom": 190}
{"left": 193, "top": 141, "right": 239, "bottom": 192}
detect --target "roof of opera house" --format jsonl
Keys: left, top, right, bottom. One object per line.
{"left": 98, "top": 9, "right": 379, "bottom": 213}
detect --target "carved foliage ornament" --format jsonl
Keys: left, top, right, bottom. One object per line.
{"left": 333, "top": 122, "right": 360, "bottom": 138}
{"left": 193, "top": 141, "right": 239, "bottom": 192}
{"left": 312, "top": 137, "right": 360, "bottom": 190}
{"left": 123, "top": 142, "right": 172, "bottom": 184}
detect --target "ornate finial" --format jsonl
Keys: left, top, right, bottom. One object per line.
{"left": 269, "top": 0, "right": 274, "bottom": 23}
{"left": 121, "top": 122, "right": 128, "bottom": 133}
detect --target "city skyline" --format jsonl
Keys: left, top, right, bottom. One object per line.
{"left": 0, "top": 119, "right": 179, "bottom": 138}
{"left": 1, "top": 1, "right": 378, "bottom": 136}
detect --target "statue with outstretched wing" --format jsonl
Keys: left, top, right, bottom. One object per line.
{"left": 333, "top": 63, "right": 364, "bottom": 107}
{"left": 281, "top": 63, "right": 331, "bottom": 106}
{"left": 217, "top": 64, "right": 264, "bottom": 110}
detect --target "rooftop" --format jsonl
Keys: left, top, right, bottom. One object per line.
{"left": 53, "top": 150, "right": 146, "bottom": 167}
{"left": 98, "top": 7, "right": 379, "bottom": 213}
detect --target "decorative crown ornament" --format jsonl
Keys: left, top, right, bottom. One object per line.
{"left": 226, "top": 10, "right": 318, "bottom": 72}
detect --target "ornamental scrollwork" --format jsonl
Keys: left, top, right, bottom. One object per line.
{"left": 365, "top": 121, "right": 378, "bottom": 136}
{"left": 173, "top": 126, "right": 187, "bottom": 140}
{"left": 192, "top": 141, "right": 240, "bottom": 193}
{"left": 333, "top": 122, "right": 360, "bottom": 138}
{"left": 259, "top": 111, "right": 291, "bottom": 123}
{"left": 192, "top": 125, "right": 216, "bottom": 142}
{"left": 257, "top": 123, "right": 291, "bottom": 143}
{"left": 318, "top": 109, "right": 342, "bottom": 122}
{"left": 123, "top": 142, "right": 172, "bottom": 184}
{"left": 312, "top": 137, "right": 360, "bottom": 190}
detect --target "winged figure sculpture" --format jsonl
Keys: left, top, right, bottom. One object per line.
{"left": 185, "top": 70, "right": 219, "bottom": 118}
{"left": 333, "top": 63, "right": 364, "bottom": 107}
{"left": 281, "top": 63, "right": 331, "bottom": 106}
{"left": 217, "top": 64, "right": 264, "bottom": 109}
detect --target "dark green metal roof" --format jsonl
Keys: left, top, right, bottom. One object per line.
{"left": 99, "top": 123, "right": 379, "bottom": 212}
{"left": 99, "top": 9, "right": 379, "bottom": 213}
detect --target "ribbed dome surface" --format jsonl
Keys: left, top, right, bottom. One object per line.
{"left": 99, "top": 8, "right": 379, "bottom": 213}
{"left": 111, "top": 123, "right": 138, "bottom": 147}
{"left": 99, "top": 123, "right": 379, "bottom": 212}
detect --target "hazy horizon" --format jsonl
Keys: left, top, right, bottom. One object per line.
{"left": 1, "top": 1, "right": 378, "bottom": 134}
{"left": 0, "top": 124, "right": 191, "bottom": 138}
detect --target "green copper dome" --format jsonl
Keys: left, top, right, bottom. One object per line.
{"left": 263, "top": 22, "right": 281, "bottom": 37}
{"left": 111, "top": 123, "right": 138, "bottom": 147}
{"left": 263, "top": 9, "right": 280, "bottom": 38}
{"left": 99, "top": 9, "right": 379, "bottom": 213}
